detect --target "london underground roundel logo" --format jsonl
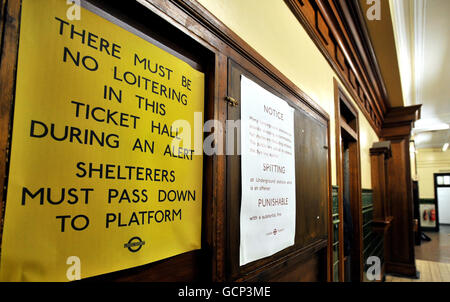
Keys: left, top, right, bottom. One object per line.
{"left": 124, "top": 236, "right": 146, "bottom": 252}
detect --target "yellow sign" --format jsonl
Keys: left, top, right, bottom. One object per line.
{"left": 0, "top": 0, "right": 204, "bottom": 281}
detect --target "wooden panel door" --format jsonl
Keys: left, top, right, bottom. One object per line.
{"left": 226, "top": 59, "right": 329, "bottom": 281}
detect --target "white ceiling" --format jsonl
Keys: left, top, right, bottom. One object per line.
{"left": 414, "top": 129, "right": 450, "bottom": 149}
{"left": 390, "top": 0, "right": 450, "bottom": 149}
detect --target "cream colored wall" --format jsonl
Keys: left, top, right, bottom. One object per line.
{"left": 197, "top": 0, "right": 379, "bottom": 188}
{"left": 359, "top": 114, "right": 379, "bottom": 188}
{"left": 416, "top": 148, "right": 450, "bottom": 198}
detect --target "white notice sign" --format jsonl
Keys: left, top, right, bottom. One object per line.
{"left": 240, "top": 75, "right": 296, "bottom": 265}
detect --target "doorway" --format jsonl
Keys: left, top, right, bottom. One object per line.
{"left": 435, "top": 173, "right": 450, "bottom": 227}
{"left": 334, "top": 79, "right": 363, "bottom": 282}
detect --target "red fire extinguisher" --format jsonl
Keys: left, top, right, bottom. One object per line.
{"left": 430, "top": 209, "right": 436, "bottom": 221}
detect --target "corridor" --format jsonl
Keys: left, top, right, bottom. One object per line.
{"left": 0, "top": 0, "right": 449, "bottom": 285}
{"left": 387, "top": 225, "right": 450, "bottom": 282}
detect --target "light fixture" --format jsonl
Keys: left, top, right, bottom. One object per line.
{"left": 443, "top": 143, "right": 449, "bottom": 152}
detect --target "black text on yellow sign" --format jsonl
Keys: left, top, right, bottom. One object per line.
{"left": 0, "top": 0, "right": 204, "bottom": 281}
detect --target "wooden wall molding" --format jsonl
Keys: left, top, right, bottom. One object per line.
{"left": 382, "top": 104, "right": 422, "bottom": 139}
{"left": 369, "top": 141, "right": 393, "bottom": 278}
{"left": 0, "top": 0, "right": 21, "bottom": 253}
{"left": 284, "top": 3, "right": 423, "bottom": 277}
{"left": 370, "top": 141, "right": 393, "bottom": 225}
{"left": 285, "top": 0, "right": 391, "bottom": 136}
{"left": 334, "top": 78, "right": 363, "bottom": 281}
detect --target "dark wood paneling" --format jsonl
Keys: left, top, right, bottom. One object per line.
{"left": 0, "top": 0, "right": 21, "bottom": 247}
{"left": 387, "top": 140, "right": 409, "bottom": 262}
{"left": 380, "top": 105, "right": 420, "bottom": 277}
{"left": 226, "top": 60, "right": 329, "bottom": 281}
{"left": 330, "top": 186, "right": 340, "bottom": 281}
{"left": 226, "top": 59, "right": 241, "bottom": 280}
{"left": 211, "top": 52, "right": 229, "bottom": 282}
{"left": 285, "top": 0, "right": 385, "bottom": 136}
{"left": 334, "top": 79, "right": 363, "bottom": 281}
{"left": 294, "top": 108, "right": 328, "bottom": 247}
{"left": 361, "top": 189, "right": 385, "bottom": 282}
{"left": 369, "top": 141, "right": 393, "bottom": 279}
{"left": 348, "top": 136, "right": 363, "bottom": 281}
{"left": 385, "top": 139, "right": 416, "bottom": 276}
{"left": 255, "top": 247, "right": 324, "bottom": 282}
{"left": 412, "top": 180, "right": 421, "bottom": 245}
{"left": 370, "top": 144, "right": 391, "bottom": 223}
{"left": 84, "top": 250, "right": 205, "bottom": 282}
{"left": 0, "top": 0, "right": 8, "bottom": 56}
{"left": 334, "top": 79, "right": 345, "bottom": 282}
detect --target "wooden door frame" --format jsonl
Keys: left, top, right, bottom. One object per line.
{"left": 333, "top": 78, "right": 363, "bottom": 282}
{"left": 434, "top": 172, "right": 450, "bottom": 230}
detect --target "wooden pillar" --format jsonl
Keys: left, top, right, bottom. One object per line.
{"left": 380, "top": 105, "right": 421, "bottom": 278}
{"left": 370, "top": 141, "right": 393, "bottom": 279}
{"left": 370, "top": 141, "right": 392, "bottom": 222}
